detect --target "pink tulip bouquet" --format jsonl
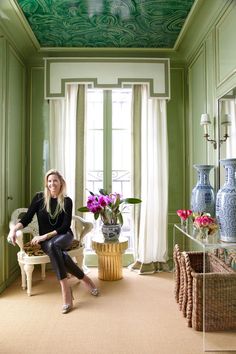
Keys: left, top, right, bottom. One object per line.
{"left": 176, "top": 209, "right": 192, "bottom": 221}
{"left": 176, "top": 209, "right": 192, "bottom": 229}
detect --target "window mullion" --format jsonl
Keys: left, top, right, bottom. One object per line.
{"left": 103, "top": 90, "right": 112, "bottom": 193}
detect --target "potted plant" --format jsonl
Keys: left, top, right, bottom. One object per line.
{"left": 78, "top": 189, "right": 141, "bottom": 240}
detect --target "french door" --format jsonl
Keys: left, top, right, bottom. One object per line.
{"left": 84, "top": 88, "right": 134, "bottom": 252}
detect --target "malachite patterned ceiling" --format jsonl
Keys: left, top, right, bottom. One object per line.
{"left": 16, "top": 0, "right": 195, "bottom": 49}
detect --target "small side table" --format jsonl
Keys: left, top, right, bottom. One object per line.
{"left": 92, "top": 236, "right": 128, "bottom": 281}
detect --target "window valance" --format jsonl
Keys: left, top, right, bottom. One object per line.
{"left": 44, "top": 57, "right": 170, "bottom": 99}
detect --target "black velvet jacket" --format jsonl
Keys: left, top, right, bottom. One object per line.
{"left": 20, "top": 192, "right": 73, "bottom": 235}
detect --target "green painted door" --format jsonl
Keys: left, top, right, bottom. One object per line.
{"left": 5, "top": 46, "right": 26, "bottom": 279}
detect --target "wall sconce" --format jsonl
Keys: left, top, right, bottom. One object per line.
{"left": 200, "top": 113, "right": 231, "bottom": 149}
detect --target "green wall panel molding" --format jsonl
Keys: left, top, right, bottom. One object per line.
{"left": 0, "top": 0, "right": 39, "bottom": 61}
{"left": 167, "top": 67, "right": 187, "bottom": 260}
{"left": 5, "top": 43, "right": 26, "bottom": 288}
{"left": 215, "top": 0, "right": 236, "bottom": 87}
{"left": 0, "top": 38, "right": 7, "bottom": 228}
{"left": 185, "top": 1, "right": 236, "bottom": 193}
{"left": 30, "top": 67, "right": 50, "bottom": 199}
{"left": 205, "top": 31, "right": 217, "bottom": 168}
{"left": 216, "top": 72, "right": 236, "bottom": 101}
{"left": 188, "top": 45, "right": 209, "bottom": 193}
{"left": 6, "top": 44, "right": 26, "bottom": 217}
{"left": 178, "top": 0, "right": 232, "bottom": 63}
{"left": 0, "top": 38, "right": 26, "bottom": 293}
{"left": 167, "top": 67, "right": 186, "bottom": 211}
{"left": 0, "top": 235, "right": 5, "bottom": 288}
{"left": 0, "top": 39, "right": 8, "bottom": 294}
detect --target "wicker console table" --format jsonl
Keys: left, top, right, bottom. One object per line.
{"left": 173, "top": 224, "right": 236, "bottom": 353}
{"left": 92, "top": 236, "right": 128, "bottom": 281}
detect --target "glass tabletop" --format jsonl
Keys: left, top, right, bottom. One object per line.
{"left": 174, "top": 223, "right": 236, "bottom": 249}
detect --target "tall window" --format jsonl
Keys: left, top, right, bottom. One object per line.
{"left": 84, "top": 88, "right": 133, "bottom": 252}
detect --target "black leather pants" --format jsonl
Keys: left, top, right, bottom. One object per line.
{"left": 41, "top": 232, "right": 85, "bottom": 280}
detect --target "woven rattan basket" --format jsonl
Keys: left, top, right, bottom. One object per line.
{"left": 173, "top": 244, "right": 181, "bottom": 305}
{"left": 182, "top": 251, "right": 236, "bottom": 332}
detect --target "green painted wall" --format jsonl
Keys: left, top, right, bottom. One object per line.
{"left": 0, "top": 38, "right": 6, "bottom": 291}
{"left": 0, "top": 37, "right": 26, "bottom": 292}
{"left": 188, "top": 47, "right": 208, "bottom": 167}
{"left": 29, "top": 67, "right": 49, "bottom": 200}
{"left": 183, "top": 1, "right": 236, "bottom": 194}
{"left": 6, "top": 46, "right": 26, "bottom": 283}
{"left": 167, "top": 67, "right": 186, "bottom": 256}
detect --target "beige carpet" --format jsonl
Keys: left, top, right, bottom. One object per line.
{"left": 0, "top": 268, "right": 235, "bottom": 354}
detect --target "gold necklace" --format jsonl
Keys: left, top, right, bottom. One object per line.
{"left": 48, "top": 201, "right": 60, "bottom": 220}
{"left": 48, "top": 215, "right": 59, "bottom": 226}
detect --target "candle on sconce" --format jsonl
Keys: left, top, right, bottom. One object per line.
{"left": 200, "top": 113, "right": 211, "bottom": 135}
{"left": 221, "top": 114, "right": 231, "bottom": 136}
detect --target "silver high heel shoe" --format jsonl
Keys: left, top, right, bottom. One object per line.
{"left": 62, "top": 287, "right": 74, "bottom": 314}
{"left": 62, "top": 304, "right": 73, "bottom": 314}
{"left": 91, "top": 288, "right": 99, "bottom": 296}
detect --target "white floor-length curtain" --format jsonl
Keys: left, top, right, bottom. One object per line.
{"left": 49, "top": 96, "right": 66, "bottom": 174}
{"left": 131, "top": 85, "right": 168, "bottom": 274}
{"left": 49, "top": 84, "right": 86, "bottom": 212}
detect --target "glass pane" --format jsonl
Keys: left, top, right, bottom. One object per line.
{"left": 112, "top": 89, "right": 132, "bottom": 195}
{"left": 112, "top": 130, "right": 131, "bottom": 170}
{"left": 86, "top": 130, "right": 103, "bottom": 171}
{"left": 112, "top": 89, "right": 133, "bottom": 251}
{"left": 85, "top": 89, "right": 103, "bottom": 194}
{"left": 87, "top": 89, "right": 103, "bottom": 129}
{"left": 112, "top": 89, "right": 132, "bottom": 129}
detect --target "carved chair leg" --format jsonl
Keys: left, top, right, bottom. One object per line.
{"left": 24, "top": 264, "right": 34, "bottom": 296}
{"left": 19, "top": 262, "right": 26, "bottom": 290}
{"left": 74, "top": 250, "right": 89, "bottom": 274}
{"left": 41, "top": 264, "right": 46, "bottom": 280}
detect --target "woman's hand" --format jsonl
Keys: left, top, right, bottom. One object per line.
{"left": 8, "top": 222, "right": 23, "bottom": 246}
{"left": 8, "top": 229, "right": 17, "bottom": 246}
{"left": 31, "top": 234, "right": 48, "bottom": 245}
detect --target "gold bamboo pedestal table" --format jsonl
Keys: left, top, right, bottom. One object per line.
{"left": 92, "top": 236, "right": 128, "bottom": 281}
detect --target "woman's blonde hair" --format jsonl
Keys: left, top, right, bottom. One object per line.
{"left": 44, "top": 169, "right": 67, "bottom": 213}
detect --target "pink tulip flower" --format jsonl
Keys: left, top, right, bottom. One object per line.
{"left": 176, "top": 209, "right": 192, "bottom": 221}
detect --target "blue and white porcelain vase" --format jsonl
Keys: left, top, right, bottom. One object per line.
{"left": 191, "top": 164, "right": 215, "bottom": 216}
{"left": 102, "top": 224, "right": 121, "bottom": 241}
{"left": 216, "top": 158, "right": 236, "bottom": 242}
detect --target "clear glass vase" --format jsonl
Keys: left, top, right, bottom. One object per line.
{"left": 180, "top": 218, "right": 188, "bottom": 231}
{"left": 195, "top": 227, "right": 208, "bottom": 240}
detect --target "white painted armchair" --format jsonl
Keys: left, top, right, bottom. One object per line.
{"left": 8, "top": 208, "right": 93, "bottom": 296}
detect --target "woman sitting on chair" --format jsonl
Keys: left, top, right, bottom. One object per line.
{"left": 8, "top": 169, "right": 99, "bottom": 314}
